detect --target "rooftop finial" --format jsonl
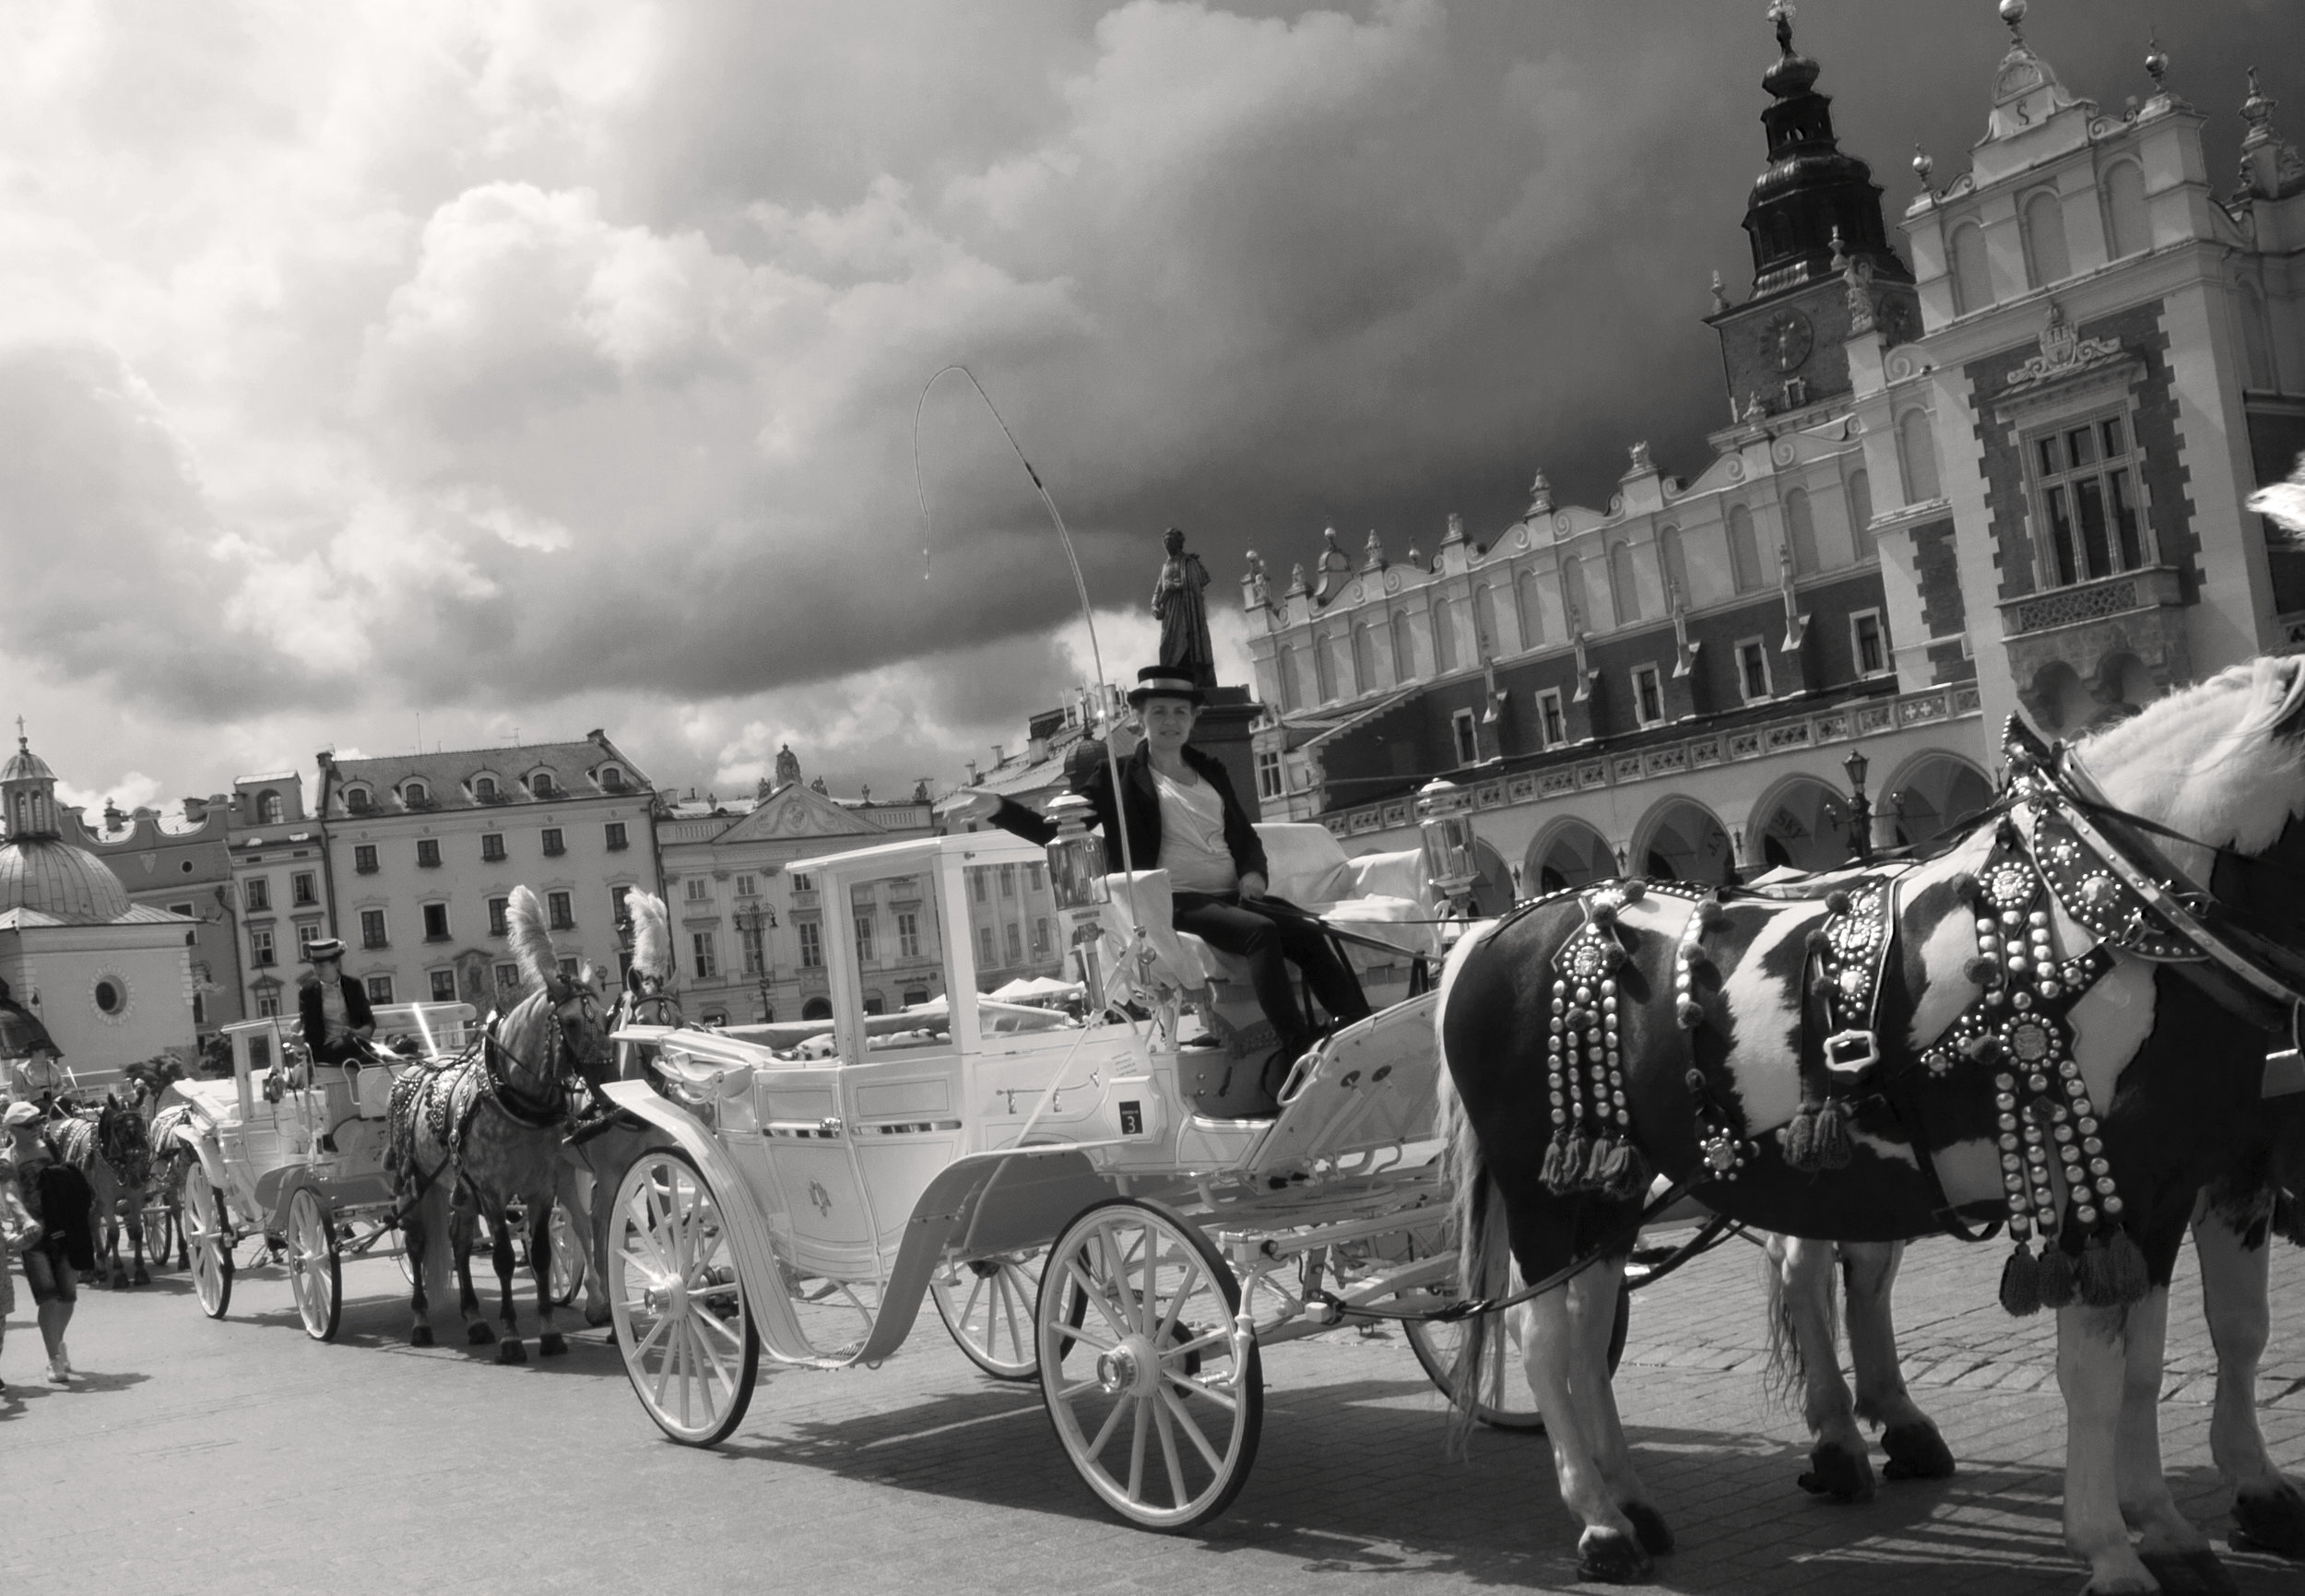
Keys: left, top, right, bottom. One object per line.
{"left": 2145, "top": 31, "right": 2169, "bottom": 93}
{"left": 1768, "top": 0, "right": 1794, "bottom": 54}
{"left": 2241, "top": 65, "right": 2273, "bottom": 130}
{"left": 13, "top": 715, "right": 22, "bottom": 751}
{"left": 1912, "top": 143, "right": 1933, "bottom": 183}
{"left": 1999, "top": 0, "right": 2027, "bottom": 44}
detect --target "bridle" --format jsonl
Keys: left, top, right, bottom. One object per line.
{"left": 481, "top": 983, "right": 604, "bottom": 1129}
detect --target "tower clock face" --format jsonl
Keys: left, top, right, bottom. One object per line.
{"left": 1763, "top": 309, "right": 1813, "bottom": 372}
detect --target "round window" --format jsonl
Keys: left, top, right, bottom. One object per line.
{"left": 94, "top": 978, "right": 125, "bottom": 1015}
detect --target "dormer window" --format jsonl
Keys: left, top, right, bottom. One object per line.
{"left": 598, "top": 766, "right": 625, "bottom": 792}
{"left": 530, "top": 772, "right": 555, "bottom": 798}
{"left": 256, "top": 789, "right": 283, "bottom": 824}
{"left": 344, "top": 786, "right": 371, "bottom": 812}
{"left": 474, "top": 776, "right": 497, "bottom": 801}
{"left": 404, "top": 782, "right": 429, "bottom": 806}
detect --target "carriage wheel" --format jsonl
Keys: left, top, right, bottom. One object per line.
{"left": 286, "top": 1188, "right": 343, "bottom": 1342}
{"left": 1036, "top": 1199, "right": 1261, "bottom": 1531}
{"left": 609, "top": 1149, "right": 760, "bottom": 1447}
{"left": 182, "top": 1162, "right": 233, "bottom": 1318}
{"left": 931, "top": 1250, "right": 1044, "bottom": 1380}
{"left": 547, "top": 1198, "right": 586, "bottom": 1306}
{"left": 140, "top": 1200, "right": 175, "bottom": 1273}
{"left": 1402, "top": 1282, "right": 1628, "bottom": 1431}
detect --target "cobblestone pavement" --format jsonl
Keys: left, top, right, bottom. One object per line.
{"left": 4, "top": 1228, "right": 2299, "bottom": 1596}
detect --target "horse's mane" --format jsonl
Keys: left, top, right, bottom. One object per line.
{"left": 2074, "top": 656, "right": 2305, "bottom": 862}
{"left": 628, "top": 889, "right": 671, "bottom": 983}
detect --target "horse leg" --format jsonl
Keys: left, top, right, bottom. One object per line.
{"left": 1519, "top": 1283, "right": 1650, "bottom": 1582}
{"left": 125, "top": 1192, "right": 150, "bottom": 1286}
{"left": 2195, "top": 1208, "right": 2305, "bottom": 1556}
{"left": 1767, "top": 1235, "right": 1874, "bottom": 1502}
{"left": 1840, "top": 1240, "right": 1952, "bottom": 1482}
{"left": 404, "top": 1184, "right": 436, "bottom": 1347}
{"left": 491, "top": 1205, "right": 526, "bottom": 1364}
{"left": 531, "top": 1190, "right": 566, "bottom": 1357}
{"left": 2058, "top": 1298, "right": 2164, "bottom": 1594}
{"left": 1568, "top": 1256, "right": 1669, "bottom": 1555}
{"left": 453, "top": 1204, "right": 494, "bottom": 1345}
{"left": 2110, "top": 1286, "right": 2229, "bottom": 1594}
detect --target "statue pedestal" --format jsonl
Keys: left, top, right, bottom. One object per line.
{"left": 1189, "top": 685, "right": 1265, "bottom": 819}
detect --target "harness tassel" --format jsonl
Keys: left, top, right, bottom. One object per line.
{"left": 2105, "top": 1226, "right": 2150, "bottom": 1303}
{"left": 1606, "top": 1141, "right": 1650, "bottom": 1202}
{"left": 1541, "top": 1131, "right": 1570, "bottom": 1191}
{"left": 2036, "top": 1243, "right": 2077, "bottom": 1309}
{"left": 1583, "top": 1133, "right": 1615, "bottom": 1188}
{"left": 1783, "top": 1105, "right": 1819, "bottom": 1170}
{"left": 1809, "top": 1099, "right": 1853, "bottom": 1170}
{"left": 1998, "top": 1244, "right": 2042, "bottom": 1317}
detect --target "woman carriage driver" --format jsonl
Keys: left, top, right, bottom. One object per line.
{"left": 300, "top": 938, "right": 376, "bottom": 1068}
{"left": 952, "top": 666, "right": 1370, "bottom": 1096}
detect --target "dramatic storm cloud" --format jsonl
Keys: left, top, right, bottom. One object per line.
{"left": 0, "top": 0, "right": 2286, "bottom": 804}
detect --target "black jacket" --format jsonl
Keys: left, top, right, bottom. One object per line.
{"left": 300, "top": 975, "right": 376, "bottom": 1056}
{"left": 991, "top": 741, "right": 1268, "bottom": 884}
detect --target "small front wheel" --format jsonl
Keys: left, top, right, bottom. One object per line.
{"left": 1037, "top": 1199, "right": 1261, "bottom": 1531}
{"left": 547, "top": 1198, "right": 586, "bottom": 1306}
{"left": 182, "top": 1161, "right": 233, "bottom": 1319}
{"left": 931, "top": 1250, "right": 1043, "bottom": 1380}
{"left": 609, "top": 1149, "right": 760, "bottom": 1446}
{"left": 286, "top": 1187, "right": 342, "bottom": 1342}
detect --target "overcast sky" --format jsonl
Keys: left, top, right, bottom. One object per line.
{"left": 0, "top": 0, "right": 2290, "bottom": 817}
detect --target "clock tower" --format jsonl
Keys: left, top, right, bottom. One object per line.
{"left": 1707, "top": 3, "right": 1919, "bottom": 421}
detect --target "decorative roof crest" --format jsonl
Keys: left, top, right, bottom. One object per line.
{"left": 2004, "top": 300, "right": 2124, "bottom": 392}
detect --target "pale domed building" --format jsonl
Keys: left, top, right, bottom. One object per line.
{"left": 0, "top": 734, "right": 199, "bottom": 1081}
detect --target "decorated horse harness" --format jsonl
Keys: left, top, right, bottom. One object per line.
{"left": 1537, "top": 717, "right": 2305, "bottom": 1318}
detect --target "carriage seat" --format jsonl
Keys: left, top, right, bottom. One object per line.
{"left": 1092, "top": 823, "right": 1442, "bottom": 1007}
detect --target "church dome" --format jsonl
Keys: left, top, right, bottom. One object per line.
{"left": 0, "top": 837, "right": 133, "bottom": 923}
{"left": 0, "top": 742, "right": 55, "bottom": 785}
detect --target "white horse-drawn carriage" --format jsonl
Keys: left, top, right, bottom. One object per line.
{"left": 594, "top": 803, "right": 1710, "bottom": 1525}
{"left": 154, "top": 1002, "right": 550, "bottom": 1340}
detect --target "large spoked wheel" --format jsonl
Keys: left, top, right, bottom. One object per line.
{"left": 609, "top": 1149, "right": 760, "bottom": 1447}
{"left": 1037, "top": 1200, "right": 1261, "bottom": 1531}
{"left": 931, "top": 1250, "right": 1044, "bottom": 1380}
{"left": 547, "top": 1198, "right": 587, "bottom": 1306}
{"left": 183, "top": 1162, "right": 233, "bottom": 1318}
{"left": 286, "top": 1187, "right": 343, "bottom": 1342}
{"left": 1404, "top": 1280, "right": 1627, "bottom": 1431}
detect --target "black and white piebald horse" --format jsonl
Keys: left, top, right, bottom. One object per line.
{"left": 1439, "top": 655, "right": 2305, "bottom": 1592}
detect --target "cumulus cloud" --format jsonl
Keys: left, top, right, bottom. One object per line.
{"left": 0, "top": 1, "right": 2284, "bottom": 801}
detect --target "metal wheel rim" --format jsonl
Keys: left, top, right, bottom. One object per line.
{"left": 286, "top": 1188, "right": 341, "bottom": 1342}
{"left": 1403, "top": 1309, "right": 1546, "bottom": 1432}
{"left": 1036, "top": 1202, "right": 1260, "bottom": 1530}
{"left": 931, "top": 1250, "right": 1043, "bottom": 1379}
{"left": 609, "top": 1152, "right": 757, "bottom": 1446}
{"left": 183, "top": 1163, "right": 232, "bottom": 1318}
{"left": 548, "top": 1200, "right": 586, "bottom": 1306}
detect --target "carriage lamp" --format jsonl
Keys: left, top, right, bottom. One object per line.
{"left": 1418, "top": 777, "right": 1481, "bottom": 916}
{"left": 1044, "top": 793, "right": 1111, "bottom": 1003}
{"left": 1843, "top": 747, "right": 1873, "bottom": 868}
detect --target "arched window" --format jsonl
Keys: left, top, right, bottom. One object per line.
{"left": 1785, "top": 488, "right": 1821, "bottom": 576}
{"left": 1897, "top": 408, "right": 1941, "bottom": 502}
{"left": 404, "top": 782, "right": 428, "bottom": 805}
{"left": 1727, "top": 507, "right": 1763, "bottom": 593}
{"left": 256, "top": 789, "right": 283, "bottom": 824}
{"left": 473, "top": 776, "right": 497, "bottom": 801}
{"left": 2020, "top": 190, "right": 2070, "bottom": 289}
{"left": 1353, "top": 621, "right": 1381, "bottom": 694}
{"left": 1280, "top": 646, "right": 1303, "bottom": 710}
{"left": 1561, "top": 558, "right": 1591, "bottom": 632}
{"left": 1313, "top": 632, "right": 1338, "bottom": 702}
{"left": 1516, "top": 569, "right": 1546, "bottom": 648}
{"left": 1473, "top": 583, "right": 1502, "bottom": 656}
{"left": 2103, "top": 160, "right": 2148, "bottom": 260}
{"left": 1390, "top": 610, "right": 1417, "bottom": 680}
{"left": 345, "top": 786, "right": 371, "bottom": 813}
{"left": 1950, "top": 222, "right": 1991, "bottom": 315}
{"left": 1657, "top": 526, "right": 1689, "bottom": 609}
{"left": 1846, "top": 469, "right": 1875, "bottom": 563}
{"left": 599, "top": 765, "right": 626, "bottom": 791}
{"left": 530, "top": 772, "right": 554, "bottom": 797}
{"left": 1608, "top": 542, "right": 1640, "bottom": 626}
{"left": 1432, "top": 598, "right": 1459, "bottom": 674}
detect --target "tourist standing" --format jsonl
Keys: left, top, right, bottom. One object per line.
{"left": 3, "top": 1100, "right": 93, "bottom": 1385}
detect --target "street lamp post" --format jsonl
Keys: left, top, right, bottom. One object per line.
{"left": 735, "top": 903, "right": 778, "bottom": 1022}
{"left": 1843, "top": 747, "right": 1873, "bottom": 868}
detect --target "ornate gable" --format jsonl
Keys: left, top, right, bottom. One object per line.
{"left": 716, "top": 784, "right": 884, "bottom": 843}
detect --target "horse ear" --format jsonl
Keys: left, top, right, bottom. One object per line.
{"left": 2274, "top": 655, "right": 2305, "bottom": 736}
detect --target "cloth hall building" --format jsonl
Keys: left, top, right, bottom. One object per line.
{"left": 1243, "top": 6, "right": 2302, "bottom": 897}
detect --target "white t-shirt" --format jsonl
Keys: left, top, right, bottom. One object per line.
{"left": 1153, "top": 770, "right": 1238, "bottom": 893}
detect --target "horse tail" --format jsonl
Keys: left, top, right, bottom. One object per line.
{"left": 1760, "top": 1233, "right": 1834, "bottom": 1413}
{"left": 1435, "top": 917, "right": 1508, "bottom": 1460}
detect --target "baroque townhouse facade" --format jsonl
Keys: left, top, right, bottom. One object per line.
{"left": 655, "top": 754, "right": 938, "bottom": 1024}
{"left": 312, "top": 733, "right": 658, "bottom": 1011}
{"left": 225, "top": 772, "right": 331, "bottom": 1022}
{"left": 1240, "top": 8, "right": 2299, "bottom": 898}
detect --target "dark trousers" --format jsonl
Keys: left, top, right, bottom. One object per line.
{"left": 1172, "top": 893, "right": 1371, "bottom": 1043}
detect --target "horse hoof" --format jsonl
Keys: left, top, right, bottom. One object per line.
{"left": 131, "top": 1270, "right": 150, "bottom": 1287}
{"left": 538, "top": 1332, "right": 568, "bottom": 1357}
{"left": 466, "top": 1322, "right": 497, "bottom": 1347}
{"left": 1620, "top": 1500, "right": 1673, "bottom": 1556}
{"left": 410, "top": 1325, "right": 435, "bottom": 1348}
{"left": 2231, "top": 1480, "right": 2305, "bottom": 1557}
{"left": 496, "top": 1339, "right": 527, "bottom": 1366}
{"left": 1574, "top": 1527, "right": 1652, "bottom": 1584}
{"left": 1797, "top": 1441, "right": 1876, "bottom": 1503}
{"left": 2139, "top": 1548, "right": 2237, "bottom": 1596}
{"left": 1880, "top": 1420, "right": 1956, "bottom": 1482}
{"left": 585, "top": 1303, "right": 611, "bottom": 1330}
